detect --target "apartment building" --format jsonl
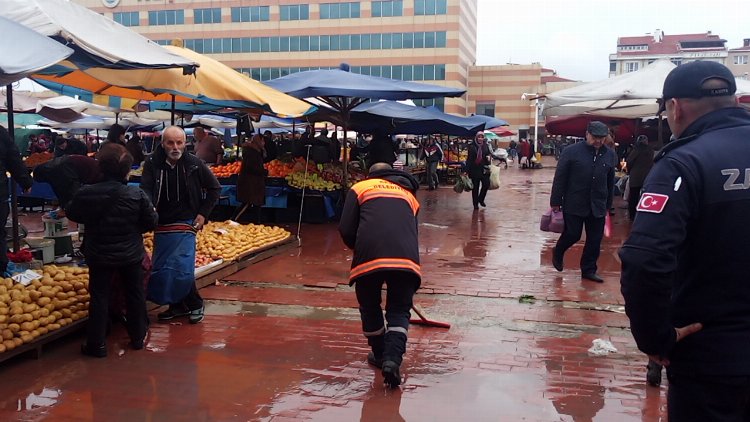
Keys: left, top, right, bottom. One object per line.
{"left": 728, "top": 39, "right": 750, "bottom": 79}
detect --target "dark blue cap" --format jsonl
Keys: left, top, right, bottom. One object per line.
{"left": 659, "top": 61, "right": 736, "bottom": 112}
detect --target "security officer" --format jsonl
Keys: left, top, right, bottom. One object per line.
{"left": 338, "top": 162, "right": 421, "bottom": 388}
{"left": 620, "top": 61, "right": 750, "bottom": 420}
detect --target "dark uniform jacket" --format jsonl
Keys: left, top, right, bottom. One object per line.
{"left": 339, "top": 169, "right": 421, "bottom": 285}
{"left": 620, "top": 107, "right": 750, "bottom": 376}
{"left": 140, "top": 145, "right": 221, "bottom": 222}
{"left": 550, "top": 141, "right": 616, "bottom": 218}
{"left": 66, "top": 180, "right": 158, "bottom": 266}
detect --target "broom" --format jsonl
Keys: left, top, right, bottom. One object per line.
{"left": 410, "top": 303, "right": 451, "bottom": 328}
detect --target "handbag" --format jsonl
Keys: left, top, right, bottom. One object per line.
{"left": 453, "top": 177, "right": 465, "bottom": 193}
{"left": 461, "top": 174, "right": 473, "bottom": 191}
{"left": 540, "top": 208, "right": 565, "bottom": 233}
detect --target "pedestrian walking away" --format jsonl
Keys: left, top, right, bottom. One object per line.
{"left": 620, "top": 61, "right": 750, "bottom": 421}
{"left": 466, "top": 131, "right": 492, "bottom": 210}
{"left": 141, "top": 126, "right": 221, "bottom": 324}
{"left": 549, "top": 121, "right": 616, "bottom": 283}
{"left": 420, "top": 136, "right": 443, "bottom": 190}
{"left": 339, "top": 162, "right": 421, "bottom": 388}
{"left": 66, "top": 143, "right": 158, "bottom": 357}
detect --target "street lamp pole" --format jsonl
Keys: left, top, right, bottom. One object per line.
{"left": 521, "top": 93, "right": 540, "bottom": 153}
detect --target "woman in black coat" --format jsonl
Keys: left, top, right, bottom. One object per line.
{"left": 235, "top": 134, "right": 266, "bottom": 222}
{"left": 625, "top": 135, "right": 655, "bottom": 221}
{"left": 66, "top": 143, "right": 158, "bottom": 357}
{"left": 465, "top": 132, "right": 492, "bottom": 210}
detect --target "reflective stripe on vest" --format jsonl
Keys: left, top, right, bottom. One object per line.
{"left": 351, "top": 178, "right": 419, "bottom": 215}
{"left": 350, "top": 258, "right": 421, "bottom": 281}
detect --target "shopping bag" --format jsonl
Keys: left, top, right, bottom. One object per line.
{"left": 540, "top": 208, "right": 565, "bottom": 233}
{"left": 604, "top": 213, "right": 612, "bottom": 238}
{"left": 461, "top": 174, "right": 473, "bottom": 191}
{"left": 488, "top": 164, "right": 500, "bottom": 190}
{"left": 453, "top": 177, "right": 465, "bottom": 193}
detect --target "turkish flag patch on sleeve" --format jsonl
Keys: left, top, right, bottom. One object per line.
{"left": 637, "top": 193, "right": 669, "bottom": 213}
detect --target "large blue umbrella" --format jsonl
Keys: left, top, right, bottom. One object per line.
{"left": 265, "top": 64, "right": 466, "bottom": 184}
{"left": 464, "top": 114, "right": 509, "bottom": 130}
{"left": 349, "top": 101, "right": 484, "bottom": 136}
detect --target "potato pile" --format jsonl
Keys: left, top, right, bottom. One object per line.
{"left": 197, "top": 222, "right": 291, "bottom": 261}
{"left": 0, "top": 265, "right": 89, "bottom": 353}
{"left": 143, "top": 222, "right": 291, "bottom": 264}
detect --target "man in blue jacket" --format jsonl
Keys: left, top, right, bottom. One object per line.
{"left": 550, "top": 121, "right": 616, "bottom": 282}
{"left": 620, "top": 61, "right": 750, "bottom": 420}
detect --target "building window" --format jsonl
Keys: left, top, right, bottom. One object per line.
{"left": 414, "top": 0, "right": 447, "bottom": 15}
{"left": 320, "top": 2, "right": 360, "bottom": 19}
{"left": 476, "top": 102, "right": 495, "bottom": 117}
{"left": 624, "top": 62, "right": 639, "bottom": 73}
{"left": 230, "top": 6, "right": 270, "bottom": 22}
{"left": 412, "top": 97, "right": 444, "bottom": 111}
{"left": 734, "top": 55, "right": 749, "bottom": 65}
{"left": 609, "top": 61, "right": 616, "bottom": 72}
{"left": 280, "top": 4, "right": 309, "bottom": 21}
{"left": 194, "top": 8, "right": 221, "bottom": 24}
{"left": 113, "top": 11, "right": 139, "bottom": 26}
{"left": 372, "top": 0, "right": 403, "bottom": 17}
{"left": 148, "top": 10, "right": 184, "bottom": 26}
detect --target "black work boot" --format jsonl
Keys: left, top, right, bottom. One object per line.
{"left": 367, "top": 334, "right": 384, "bottom": 368}
{"left": 382, "top": 360, "right": 401, "bottom": 388}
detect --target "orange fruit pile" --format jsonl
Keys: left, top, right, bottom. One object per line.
{"left": 211, "top": 161, "right": 241, "bottom": 178}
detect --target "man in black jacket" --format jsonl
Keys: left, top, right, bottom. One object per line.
{"left": 67, "top": 143, "right": 158, "bottom": 357}
{"left": 339, "top": 163, "right": 421, "bottom": 388}
{"left": 141, "top": 126, "right": 221, "bottom": 324}
{"left": 620, "top": 61, "right": 750, "bottom": 420}
{"left": 550, "top": 121, "right": 616, "bottom": 283}
{"left": 0, "top": 126, "right": 33, "bottom": 275}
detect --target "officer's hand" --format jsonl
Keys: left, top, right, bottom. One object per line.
{"left": 647, "top": 322, "right": 703, "bottom": 366}
{"left": 552, "top": 205, "right": 561, "bottom": 212}
{"left": 193, "top": 214, "right": 206, "bottom": 231}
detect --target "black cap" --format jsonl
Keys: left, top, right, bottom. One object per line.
{"left": 586, "top": 121, "right": 609, "bottom": 137}
{"left": 658, "top": 61, "right": 736, "bottom": 113}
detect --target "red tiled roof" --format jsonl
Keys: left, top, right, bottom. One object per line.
{"left": 542, "top": 75, "right": 576, "bottom": 83}
{"left": 617, "top": 33, "right": 726, "bottom": 55}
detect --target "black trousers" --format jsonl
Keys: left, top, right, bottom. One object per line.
{"left": 554, "top": 213, "right": 605, "bottom": 275}
{"left": 355, "top": 271, "right": 419, "bottom": 365}
{"left": 628, "top": 185, "right": 642, "bottom": 221}
{"left": 0, "top": 201, "right": 8, "bottom": 274}
{"left": 667, "top": 370, "right": 750, "bottom": 421}
{"left": 471, "top": 174, "right": 490, "bottom": 207}
{"left": 88, "top": 263, "right": 147, "bottom": 346}
{"left": 181, "top": 282, "right": 204, "bottom": 311}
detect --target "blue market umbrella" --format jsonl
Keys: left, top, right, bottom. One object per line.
{"left": 349, "top": 101, "right": 485, "bottom": 136}
{"left": 464, "top": 114, "right": 509, "bottom": 130}
{"left": 266, "top": 64, "right": 466, "bottom": 184}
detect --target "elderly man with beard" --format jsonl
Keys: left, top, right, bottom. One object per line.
{"left": 141, "top": 126, "right": 221, "bottom": 324}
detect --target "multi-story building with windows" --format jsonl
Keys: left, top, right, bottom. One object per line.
{"left": 728, "top": 39, "right": 750, "bottom": 79}
{"left": 609, "top": 30, "right": 728, "bottom": 77}
{"left": 77, "top": 0, "right": 478, "bottom": 114}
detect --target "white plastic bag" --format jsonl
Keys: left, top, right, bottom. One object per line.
{"left": 488, "top": 164, "right": 500, "bottom": 190}
{"left": 588, "top": 339, "right": 618, "bottom": 356}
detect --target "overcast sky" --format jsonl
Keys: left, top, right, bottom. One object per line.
{"left": 476, "top": 0, "right": 748, "bottom": 82}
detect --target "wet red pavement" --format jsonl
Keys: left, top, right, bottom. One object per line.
{"left": 0, "top": 157, "right": 667, "bottom": 421}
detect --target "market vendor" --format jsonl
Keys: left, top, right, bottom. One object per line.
{"left": 235, "top": 134, "right": 266, "bottom": 222}
{"left": 193, "top": 126, "right": 224, "bottom": 165}
{"left": 0, "top": 125, "right": 33, "bottom": 275}
{"left": 141, "top": 126, "right": 221, "bottom": 324}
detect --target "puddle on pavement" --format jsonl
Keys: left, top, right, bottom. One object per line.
{"left": 204, "top": 300, "right": 359, "bottom": 321}
{"left": 17, "top": 387, "right": 61, "bottom": 412}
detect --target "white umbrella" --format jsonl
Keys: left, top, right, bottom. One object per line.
{"left": 0, "top": 16, "right": 73, "bottom": 85}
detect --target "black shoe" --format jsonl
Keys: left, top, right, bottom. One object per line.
{"left": 646, "top": 361, "right": 663, "bottom": 386}
{"left": 130, "top": 330, "right": 149, "bottom": 350}
{"left": 479, "top": 201, "right": 486, "bottom": 207}
{"left": 157, "top": 305, "right": 189, "bottom": 321}
{"left": 367, "top": 351, "right": 383, "bottom": 368}
{"left": 382, "top": 360, "right": 401, "bottom": 388}
{"left": 552, "top": 250, "right": 564, "bottom": 272}
{"left": 582, "top": 273, "right": 604, "bottom": 283}
{"left": 81, "top": 342, "right": 107, "bottom": 358}
{"left": 188, "top": 306, "right": 205, "bottom": 324}
{"left": 473, "top": 204, "right": 479, "bottom": 210}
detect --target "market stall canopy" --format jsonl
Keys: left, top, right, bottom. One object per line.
{"left": 265, "top": 67, "right": 466, "bottom": 100}
{"left": 348, "top": 101, "right": 484, "bottom": 136}
{"left": 489, "top": 127, "right": 516, "bottom": 137}
{"left": 0, "top": 90, "right": 41, "bottom": 113}
{"left": 38, "top": 114, "right": 165, "bottom": 130}
{"left": 34, "top": 45, "right": 316, "bottom": 118}
{"left": 35, "top": 95, "right": 173, "bottom": 123}
{"left": 0, "top": 0, "right": 196, "bottom": 73}
{"left": 464, "top": 114, "right": 509, "bottom": 129}
{"left": 544, "top": 114, "right": 669, "bottom": 143}
{"left": 0, "top": 16, "right": 73, "bottom": 85}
